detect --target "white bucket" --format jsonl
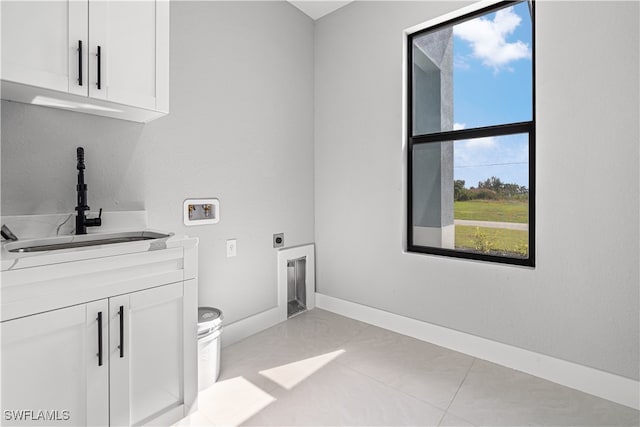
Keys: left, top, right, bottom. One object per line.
{"left": 197, "top": 307, "right": 223, "bottom": 391}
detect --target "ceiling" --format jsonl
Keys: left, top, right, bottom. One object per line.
{"left": 287, "top": 1, "right": 353, "bottom": 20}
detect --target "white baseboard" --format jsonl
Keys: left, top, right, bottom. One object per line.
{"left": 220, "top": 307, "right": 280, "bottom": 348}
{"left": 315, "top": 293, "right": 640, "bottom": 410}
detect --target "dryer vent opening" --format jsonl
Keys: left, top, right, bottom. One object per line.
{"left": 287, "top": 256, "right": 307, "bottom": 318}
{"left": 277, "top": 243, "right": 315, "bottom": 322}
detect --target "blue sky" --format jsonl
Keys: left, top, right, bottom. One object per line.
{"left": 452, "top": 2, "right": 532, "bottom": 188}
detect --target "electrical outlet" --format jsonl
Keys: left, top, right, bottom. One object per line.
{"left": 273, "top": 233, "right": 284, "bottom": 248}
{"left": 226, "top": 239, "right": 237, "bottom": 257}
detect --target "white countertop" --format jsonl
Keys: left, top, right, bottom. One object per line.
{"left": 1, "top": 211, "right": 199, "bottom": 322}
{"left": 1, "top": 211, "right": 197, "bottom": 272}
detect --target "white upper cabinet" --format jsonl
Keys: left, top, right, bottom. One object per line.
{"left": 1, "top": 0, "right": 87, "bottom": 94}
{"left": 0, "top": 0, "right": 169, "bottom": 122}
{"left": 89, "top": 0, "right": 169, "bottom": 112}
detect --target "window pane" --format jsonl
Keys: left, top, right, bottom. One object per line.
{"left": 412, "top": 133, "right": 529, "bottom": 258}
{"left": 412, "top": 2, "right": 533, "bottom": 136}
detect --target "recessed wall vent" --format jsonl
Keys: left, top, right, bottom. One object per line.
{"left": 287, "top": 257, "right": 307, "bottom": 318}
{"left": 277, "top": 244, "right": 315, "bottom": 322}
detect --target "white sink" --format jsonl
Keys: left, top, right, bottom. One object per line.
{"left": 5, "top": 231, "right": 172, "bottom": 253}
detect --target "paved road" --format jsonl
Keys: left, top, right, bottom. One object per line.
{"left": 455, "top": 219, "right": 528, "bottom": 231}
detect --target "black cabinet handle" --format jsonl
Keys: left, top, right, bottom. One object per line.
{"left": 97, "top": 312, "right": 103, "bottom": 366}
{"left": 118, "top": 305, "right": 124, "bottom": 358}
{"left": 78, "top": 40, "right": 83, "bottom": 86}
{"left": 96, "top": 46, "right": 102, "bottom": 90}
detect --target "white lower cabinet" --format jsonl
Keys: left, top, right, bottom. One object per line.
{"left": 1, "top": 301, "right": 109, "bottom": 426}
{"left": 1, "top": 280, "right": 196, "bottom": 426}
{"left": 110, "top": 283, "right": 186, "bottom": 426}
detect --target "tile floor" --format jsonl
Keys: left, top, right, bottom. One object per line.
{"left": 176, "top": 309, "right": 640, "bottom": 426}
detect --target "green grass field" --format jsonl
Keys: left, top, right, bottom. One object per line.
{"left": 452, "top": 199, "right": 529, "bottom": 257}
{"left": 454, "top": 199, "right": 528, "bottom": 223}
{"left": 455, "top": 225, "right": 528, "bottom": 257}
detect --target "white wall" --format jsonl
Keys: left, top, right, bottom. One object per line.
{"left": 1, "top": 1, "right": 315, "bottom": 325}
{"left": 314, "top": 1, "right": 639, "bottom": 380}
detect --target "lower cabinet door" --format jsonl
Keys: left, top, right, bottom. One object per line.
{"left": 109, "top": 282, "right": 185, "bottom": 426}
{"left": 1, "top": 301, "right": 109, "bottom": 426}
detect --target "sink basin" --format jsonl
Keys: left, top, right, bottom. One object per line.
{"left": 5, "top": 231, "right": 172, "bottom": 253}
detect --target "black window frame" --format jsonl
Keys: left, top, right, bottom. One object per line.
{"left": 407, "top": 0, "right": 536, "bottom": 267}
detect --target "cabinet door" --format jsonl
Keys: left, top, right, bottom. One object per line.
{"left": 0, "top": 0, "right": 88, "bottom": 95}
{"left": 89, "top": 0, "right": 169, "bottom": 111}
{"left": 110, "top": 282, "right": 184, "bottom": 426}
{"left": 1, "top": 301, "right": 109, "bottom": 426}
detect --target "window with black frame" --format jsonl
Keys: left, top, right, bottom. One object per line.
{"left": 407, "top": 1, "right": 535, "bottom": 266}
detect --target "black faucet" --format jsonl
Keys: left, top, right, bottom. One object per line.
{"left": 75, "top": 147, "right": 102, "bottom": 235}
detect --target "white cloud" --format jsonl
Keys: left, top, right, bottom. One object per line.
{"left": 453, "top": 125, "right": 497, "bottom": 152}
{"left": 453, "top": 6, "right": 531, "bottom": 71}
{"left": 454, "top": 54, "right": 470, "bottom": 70}
{"left": 454, "top": 137, "right": 498, "bottom": 171}
{"left": 463, "top": 136, "right": 497, "bottom": 150}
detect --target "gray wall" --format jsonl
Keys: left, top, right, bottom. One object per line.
{"left": 314, "top": 1, "right": 639, "bottom": 380}
{"left": 1, "top": 1, "right": 315, "bottom": 325}
{"left": 412, "top": 42, "right": 454, "bottom": 230}
{"left": 2, "top": 0, "right": 638, "bottom": 381}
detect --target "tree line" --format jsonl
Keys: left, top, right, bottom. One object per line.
{"left": 454, "top": 176, "right": 528, "bottom": 201}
